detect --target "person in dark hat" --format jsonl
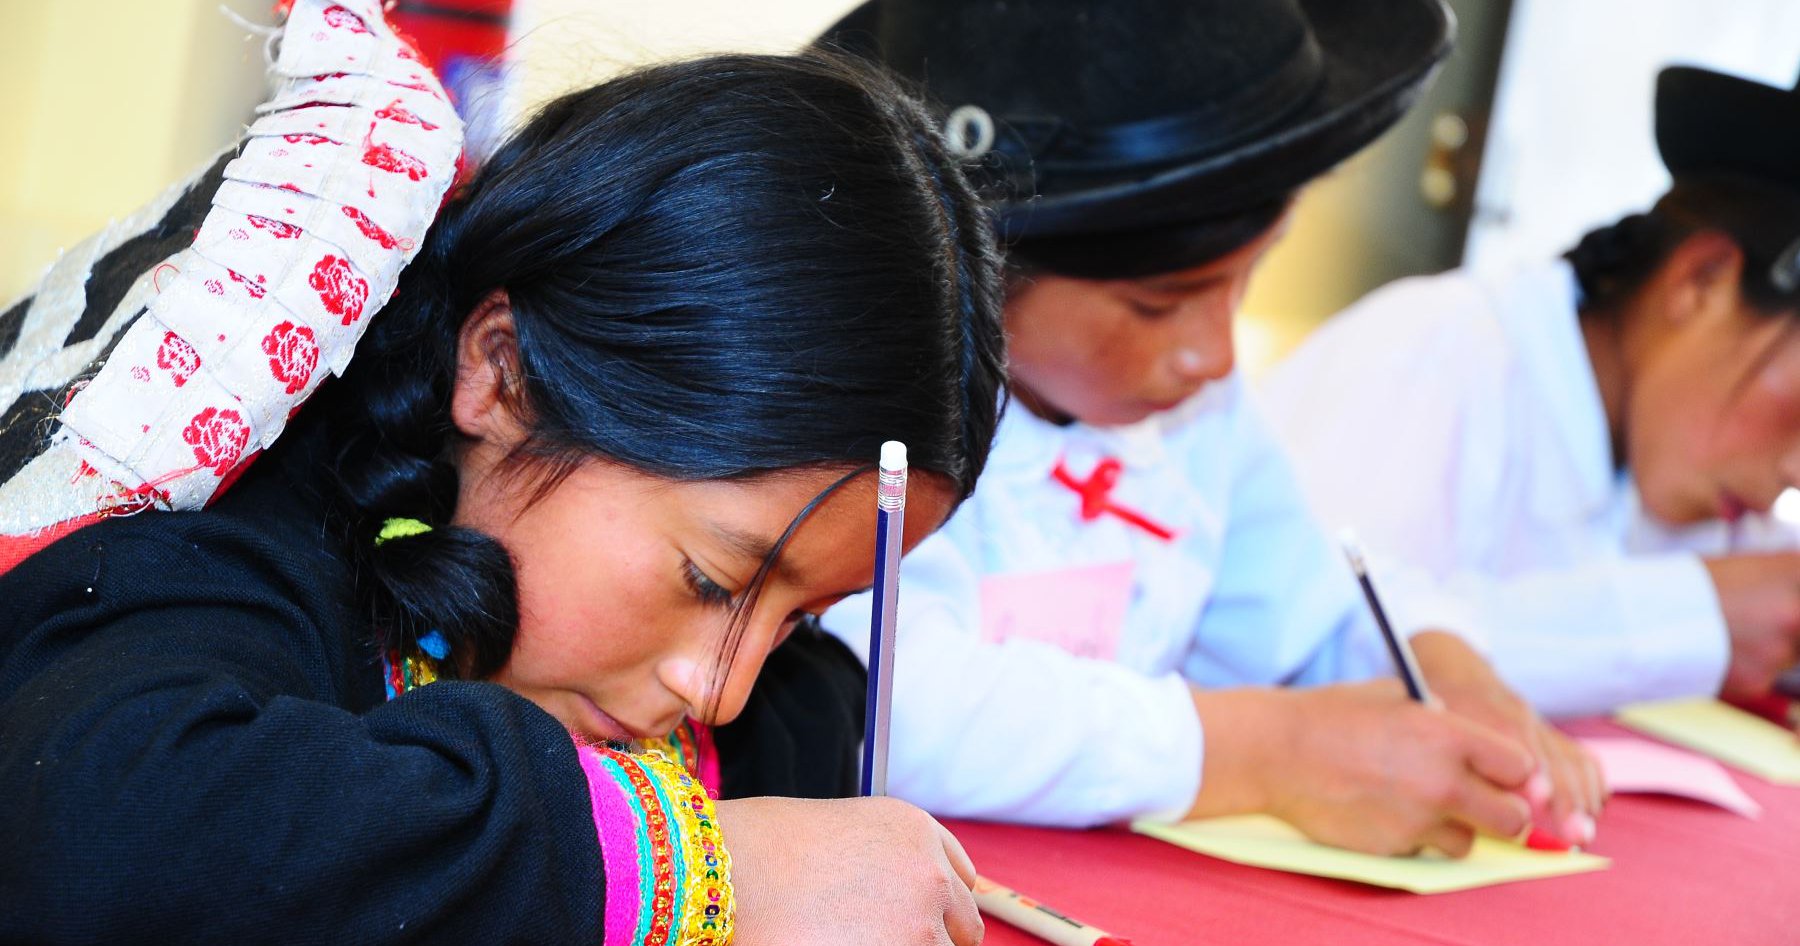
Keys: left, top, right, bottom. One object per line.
{"left": 818, "top": 0, "right": 1604, "bottom": 855}
{"left": 1264, "top": 64, "right": 1800, "bottom": 732}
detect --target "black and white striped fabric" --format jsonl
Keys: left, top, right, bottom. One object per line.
{"left": 0, "top": 154, "right": 227, "bottom": 493}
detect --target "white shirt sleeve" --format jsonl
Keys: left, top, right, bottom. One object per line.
{"left": 820, "top": 529, "right": 1203, "bottom": 828}
{"left": 1184, "top": 392, "right": 1399, "bottom": 690}
{"left": 1415, "top": 555, "right": 1729, "bottom": 717}
{"left": 1259, "top": 271, "right": 1730, "bottom": 716}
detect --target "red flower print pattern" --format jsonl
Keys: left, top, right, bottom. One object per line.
{"left": 227, "top": 269, "right": 267, "bottom": 299}
{"left": 374, "top": 100, "right": 439, "bottom": 131}
{"left": 261, "top": 322, "right": 319, "bottom": 395}
{"left": 182, "top": 407, "right": 251, "bottom": 476}
{"left": 283, "top": 133, "right": 336, "bottom": 146}
{"left": 386, "top": 78, "right": 439, "bottom": 97}
{"left": 156, "top": 332, "right": 201, "bottom": 387}
{"left": 247, "top": 214, "right": 302, "bottom": 239}
{"left": 362, "top": 140, "right": 428, "bottom": 181}
{"left": 341, "top": 204, "right": 407, "bottom": 249}
{"left": 322, "top": 4, "right": 370, "bottom": 33}
{"left": 308, "top": 255, "right": 368, "bottom": 325}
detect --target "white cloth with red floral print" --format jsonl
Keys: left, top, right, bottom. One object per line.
{"left": 0, "top": 0, "right": 460, "bottom": 545}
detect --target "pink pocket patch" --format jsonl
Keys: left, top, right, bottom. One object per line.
{"left": 979, "top": 561, "right": 1135, "bottom": 660}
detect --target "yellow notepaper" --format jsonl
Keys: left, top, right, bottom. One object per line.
{"left": 1132, "top": 815, "right": 1608, "bottom": 894}
{"left": 1616, "top": 697, "right": 1800, "bottom": 785}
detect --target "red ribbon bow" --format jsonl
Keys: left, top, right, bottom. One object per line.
{"left": 1051, "top": 456, "right": 1177, "bottom": 541}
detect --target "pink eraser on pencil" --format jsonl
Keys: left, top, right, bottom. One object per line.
{"left": 1524, "top": 826, "right": 1573, "bottom": 852}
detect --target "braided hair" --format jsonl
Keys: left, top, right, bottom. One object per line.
{"left": 287, "top": 52, "right": 1007, "bottom": 681}
{"left": 1567, "top": 173, "right": 1800, "bottom": 317}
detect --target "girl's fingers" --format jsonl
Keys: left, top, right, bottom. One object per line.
{"left": 1420, "top": 822, "right": 1476, "bottom": 859}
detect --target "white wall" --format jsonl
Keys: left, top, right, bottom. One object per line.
{"left": 0, "top": 0, "right": 269, "bottom": 304}
{"left": 1466, "top": 0, "right": 1800, "bottom": 274}
{"left": 505, "top": 0, "right": 863, "bottom": 118}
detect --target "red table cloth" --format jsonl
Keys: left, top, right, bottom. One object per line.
{"left": 948, "top": 721, "right": 1799, "bottom": 946}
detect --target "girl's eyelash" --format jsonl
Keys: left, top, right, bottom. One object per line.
{"left": 1127, "top": 298, "right": 1177, "bottom": 319}
{"left": 681, "top": 558, "right": 735, "bottom": 607}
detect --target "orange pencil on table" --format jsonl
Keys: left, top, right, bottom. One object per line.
{"left": 973, "top": 876, "right": 1133, "bottom": 946}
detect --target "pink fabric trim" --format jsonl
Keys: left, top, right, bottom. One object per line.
{"left": 577, "top": 744, "right": 645, "bottom": 946}
{"left": 690, "top": 721, "right": 722, "bottom": 798}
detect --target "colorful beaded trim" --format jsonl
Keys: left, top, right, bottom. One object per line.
{"left": 639, "top": 717, "right": 722, "bottom": 797}
{"left": 379, "top": 646, "right": 440, "bottom": 701}
{"left": 379, "top": 637, "right": 732, "bottom": 945}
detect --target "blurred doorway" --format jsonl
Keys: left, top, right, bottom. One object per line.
{"left": 1242, "top": 0, "right": 1515, "bottom": 367}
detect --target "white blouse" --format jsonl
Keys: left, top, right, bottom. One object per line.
{"left": 821, "top": 377, "right": 1424, "bottom": 827}
{"left": 1260, "top": 260, "right": 1753, "bottom": 719}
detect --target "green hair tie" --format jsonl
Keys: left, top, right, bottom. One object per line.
{"left": 375, "top": 517, "right": 433, "bottom": 547}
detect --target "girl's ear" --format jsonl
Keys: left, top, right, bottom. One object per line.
{"left": 451, "top": 289, "right": 528, "bottom": 446}
{"left": 1653, "top": 230, "right": 1746, "bottom": 327}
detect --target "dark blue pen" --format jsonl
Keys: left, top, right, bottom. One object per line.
{"left": 1341, "top": 531, "right": 1432, "bottom": 704}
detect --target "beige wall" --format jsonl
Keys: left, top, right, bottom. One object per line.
{"left": 0, "top": 0, "right": 268, "bottom": 304}
{"left": 507, "top": 0, "right": 863, "bottom": 117}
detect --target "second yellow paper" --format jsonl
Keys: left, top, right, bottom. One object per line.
{"left": 1132, "top": 815, "right": 1608, "bottom": 894}
{"left": 1616, "top": 697, "right": 1800, "bottom": 785}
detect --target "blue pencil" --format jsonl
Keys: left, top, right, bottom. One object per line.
{"left": 1340, "top": 530, "right": 1433, "bottom": 704}
{"left": 862, "top": 441, "right": 908, "bottom": 796}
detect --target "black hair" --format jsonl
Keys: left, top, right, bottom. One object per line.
{"left": 1004, "top": 196, "right": 1292, "bottom": 281}
{"left": 1566, "top": 172, "right": 1800, "bottom": 318}
{"left": 297, "top": 53, "right": 1006, "bottom": 688}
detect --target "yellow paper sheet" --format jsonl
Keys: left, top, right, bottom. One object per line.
{"left": 1616, "top": 697, "right": 1800, "bottom": 785}
{"left": 1132, "top": 815, "right": 1608, "bottom": 894}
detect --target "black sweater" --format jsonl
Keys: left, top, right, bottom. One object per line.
{"left": 0, "top": 428, "right": 864, "bottom": 944}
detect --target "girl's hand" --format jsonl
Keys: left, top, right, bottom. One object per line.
{"left": 1411, "top": 630, "right": 1606, "bottom": 848}
{"left": 1187, "top": 681, "right": 1534, "bottom": 857}
{"left": 1703, "top": 553, "right": 1800, "bottom": 701}
{"left": 717, "top": 796, "right": 983, "bottom": 946}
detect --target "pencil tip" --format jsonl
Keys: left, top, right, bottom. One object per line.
{"left": 1338, "top": 528, "right": 1367, "bottom": 573}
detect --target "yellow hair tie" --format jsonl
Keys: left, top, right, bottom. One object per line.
{"left": 375, "top": 517, "right": 433, "bottom": 547}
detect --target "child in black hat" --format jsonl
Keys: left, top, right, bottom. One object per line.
{"left": 819, "top": 0, "right": 1604, "bottom": 854}
{"left": 1265, "top": 65, "right": 1800, "bottom": 728}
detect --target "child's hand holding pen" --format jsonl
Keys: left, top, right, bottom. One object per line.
{"left": 1408, "top": 630, "right": 1608, "bottom": 849}
{"left": 1339, "top": 535, "right": 1601, "bottom": 853}
{"left": 1185, "top": 680, "right": 1537, "bottom": 857}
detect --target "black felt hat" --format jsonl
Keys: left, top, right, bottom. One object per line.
{"left": 1655, "top": 64, "right": 1800, "bottom": 295}
{"left": 1657, "top": 65, "right": 1800, "bottom": 189}
{"left": 821, "top": 0, "right": 1454, "bottom": 245}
